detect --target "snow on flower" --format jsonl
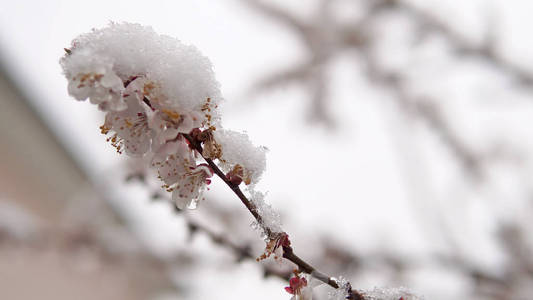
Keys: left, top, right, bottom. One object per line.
{"left": 60, "top": 22, "right": 222, "bottom": 209}
{"left": 60, "top": 22, "right": 273, "bottom": 213}
{"left": 61, "top": 22, "right": 222, "bottom": 119}
{"left": 214, "top": 129, "right": 267, "bottom": 186}
{"left": 65, "top": 60, "right": 126, "bottom": 111}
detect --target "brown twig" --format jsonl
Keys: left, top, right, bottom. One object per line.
{"left": 186, "top": 134, "right": 271, "bottom": 237}
{"left": 182, "top": 133, "right": 346, "bottom": 291}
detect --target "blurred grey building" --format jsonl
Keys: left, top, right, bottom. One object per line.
{"left": 0, "top": 61, "right": 173, "bottom": 300}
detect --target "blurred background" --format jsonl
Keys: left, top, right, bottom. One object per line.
{"left": 1, "top": 0, "right": 532, "bottom": 299}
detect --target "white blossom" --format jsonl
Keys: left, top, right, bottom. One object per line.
{"left": 151, "top": 139, "right": 213, "bottom": 209}
{"left": 152, "top": 140, "right": 193, "bottom": 186}
{"left": 171, "top": 164, "right": 213, "bottom": 210}
{"left": 65, "top": 59, "right": 126, "bottom": 111}
{"left": 61, "top": 22, "right": 268, "bottom": 212}
{"left": 61, "top": 22, "right": 222, "bottom": 209}
{"left": 101, "top": 77, "right": 152, "bottom": 155}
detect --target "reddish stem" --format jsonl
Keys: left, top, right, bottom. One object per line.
{"left": 182, "top": 133, "right": 351, "bottom": 292}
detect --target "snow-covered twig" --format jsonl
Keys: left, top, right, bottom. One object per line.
{"left": 182, "top": 133, "right": 345, "bottom": 290}
{"left": 60, "top": 22, "right": 422, "bottom": 300}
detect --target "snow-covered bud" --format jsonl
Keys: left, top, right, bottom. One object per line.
{"left": 285, "top": 272, "right": 315, "bottom": 300}
{"left": 213, "top": 129, "right": 267, "bottom": 186}
{"left": 285, "top": 276, "right": 308, "bottom": 295}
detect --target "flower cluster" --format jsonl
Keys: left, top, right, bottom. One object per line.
{"left": 61, "top": 22, "right": 423, "bottom": 300}
{"left": 60, "top": 22, "right": 267, "bottom": 210}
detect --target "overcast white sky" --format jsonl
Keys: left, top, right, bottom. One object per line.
{"left": 1, "top": 0, "right": 533, "bottom": 299}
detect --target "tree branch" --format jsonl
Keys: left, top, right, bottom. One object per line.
{"left": 182, "top": 133, "right": 349, "bottom": 291}
{"left": 184, "top": 216, "right": 291, "bottom": 280}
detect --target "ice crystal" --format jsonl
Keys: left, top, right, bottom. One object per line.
{"left": 328, "top": 277, "right": 351, "bottom": 300}
{"left": 249, "top": 189, "right": 282, "bottom": 237}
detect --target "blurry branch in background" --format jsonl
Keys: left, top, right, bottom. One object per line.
{"left": 389, "top": 0, "right": 533, "bottom": 86}
{"left": 185, "top": 216, "right": 292, "bottom": 280}
{"left": 244, "top": 0, "right": 500, "bottom": 178}
{"left": 6, "top": 161, "right": 526, "bottom": 300}
{"left": 243, "top": 0, "right": 364, "bottom": 127}
{"left": 131, "top": 164, "right": 421, "bottom": 299}
{"left": 242, "top": 0, "right": 533, "bottom": 299}
{"left": 133, "top": 166, "right": 533, "bottom": 300}
{"left": 0, "top": 190, "right": 291, "bottom": 295}
{"left": 4, "top": 175, "right": 530, "bottom": 299}
{"left": 149, "top": 190, "right": 292, "bottom": 281}
{"left": 0, "top": 185, "right": 289, "bottom": 293}
{"left": 359, "top": 48, "right": 485, "bottom": 178}
{"left": 243, "top": 0, "right": 530, "bottom": 179}
{"left": 186, "top": 206, "right": 533, "bottom": 299}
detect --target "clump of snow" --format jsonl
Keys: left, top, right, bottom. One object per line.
{"left": 61, "top": 22, "right": 222, "bottom": 124}
{"left": 214, "top": 129, "right": 267, "bottom": 185}
{"left": 249, "top": 189, "right": 282, "bottom": 237}
{"left": 360, "top": 287, "right": 423, "bottom": 300}
{"left": 60, "top": 23, "right": 269, "bottom": 213}
{"left": 328, "top": 277, "right": 351, "bottom": 300}
{"left": 61, "top": 22, "right": 223, "bottom": 209}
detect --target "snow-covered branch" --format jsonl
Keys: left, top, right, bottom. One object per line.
{"left": 60, "top": 22, "right": 421, "bottom": 300}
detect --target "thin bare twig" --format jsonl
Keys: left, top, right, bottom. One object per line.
{"left": 182, "top": 133, "right": 348, "bottom": 291}
{"left": 184, "top": 216, "right": 291, "bottom": 280}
